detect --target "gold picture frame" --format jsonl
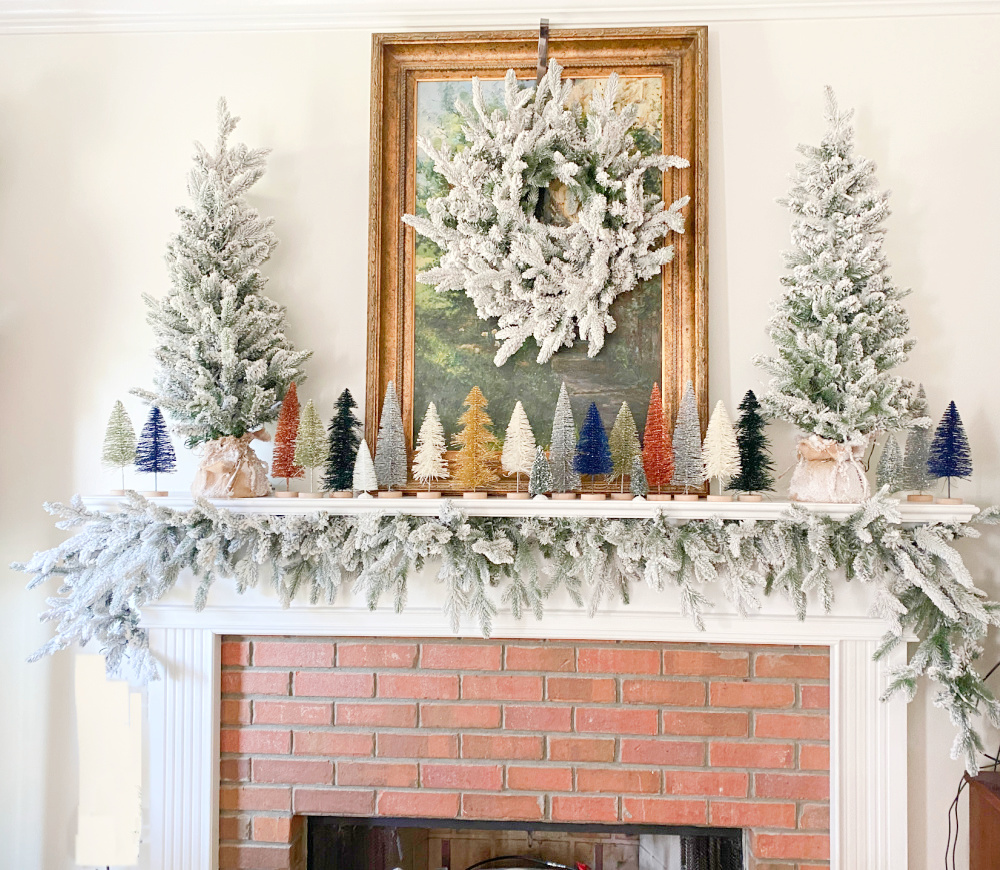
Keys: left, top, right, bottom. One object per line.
{"left": 368, "top": 27, "right": 708, "bottom": 492}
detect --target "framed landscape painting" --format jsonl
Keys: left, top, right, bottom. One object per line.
{"left": 368, "top": 28, "right": 708, "bottom": 491}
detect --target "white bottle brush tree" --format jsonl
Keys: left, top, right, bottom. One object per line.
{"left": 756, "top": 88, "right": 919, "bottom": 502}
{"left": 134, "top": 99, "right": 311, "bottom": 497}
{"left": 501, "top": 401, "right": 537, "bottom": 492}
{"left": 412, "top": 402, "right": 449, "bottom": 491}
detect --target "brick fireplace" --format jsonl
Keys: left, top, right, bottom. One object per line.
{"left": 140, "top": 564, "right": 908, "bottom": 870}
{"left": 217, "top": 636, "right": 831, "bottom": 869}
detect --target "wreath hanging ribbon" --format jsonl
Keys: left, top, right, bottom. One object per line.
{"left": 403, "top": 60, "right": 691, "bottom": 367}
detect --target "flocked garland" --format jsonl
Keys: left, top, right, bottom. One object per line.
{"left": 403, "top": 60, "right": 690, "bottom": 366}
{"left": 15, "top": 493, "right": 1000, "bottom": 774}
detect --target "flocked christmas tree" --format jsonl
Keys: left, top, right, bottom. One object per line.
{"left": 629, "top": 455, "right": 649, "bottom": 498}
{"left": 324, "top": 389, "right": 362, "bottom": 492}
{"left": 642, "top": 384, "right": 673, "bottom": 493}
{"left": 549, "top": 383, "right": 580, "bottom": 493}
{"left": 412, "top": 402, "right": 449, "bottom": 491}
{"left": 902, "top": 384, "right": 934, "bottom": 495}
{"left": 293, "top": 400, "right": 328, "bottom": 493}
{"left": 135, "top": 99, "right": 310, "bottom": 448}
{"left": 102, "top": 400, "right": 137, "bottom": 492}
{"left": 608, "top": 402, "right": 640, "bottom": 493}
{"left": 671, "top": 381, "right": 703, "bottom": 493}
{"left": 701, "top": 400, "right": 740, "bottom": 495}
{"left": 928, "top": 402, "right": 973, "bottom": 499}
{"left": 875, "top": 435, "right": 903, "bottom": 494}
{"left": 352, "top": 440, "right": 378, "bottom": 497}
{"left": 574, "top": 402, "right": 613, "bottom": 486}
{"left": 452, "top": 387, "right": 500, "bottom": 492}
{"left": 271, "top": 382, "right": 303, "bottom": 491}
{"left": 728, "top": 390, "right": 775, "bottom": 496}
{"left": 756, "top": 89, "right": 917, "bottom": 447}
{"left": 135, "top": 407, "right": 176, "bottom": 492}
{"left": 501, "top": 401, "right": 536, "bottom": 492}
{"left": 528, "top": 445, "right": 554, "bottom": 497}
{"left": 374, "top": 381, "right": 407, "bottom": 492}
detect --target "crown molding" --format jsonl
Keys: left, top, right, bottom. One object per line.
{"left": 0, "top": 0, "right": 998, "bottom": 34}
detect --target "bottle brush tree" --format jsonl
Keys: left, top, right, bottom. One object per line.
{"left": 608, "top": 402, "right": 640, "bottom": 493}
{"left": 574, "top": 402, "right": 613, "bottom": 486}
{"left": 549, "top": 383, "right": 580, "bottom": 493}
{"left": 728, "top": 390, "right": 775, "bottom": 496}
{"left": 271, "top": 382, "right": 303, "bottom": 491}
{"left": 629, "top": 455, "right": 649, "bottom": 498}
{"left": 756, "top": 89, "right": 917, "bottom": 452}
{"left": 135, "top": 407, "right": 176, "bottom": 492}
{"left": 352, "top": 440, "right": 378, "bottom": 497}
{"left": 671, "top": 381, "right": 703, "bottom": 493}
{"left": 501, "top": 401, "right": 537, "bottom": 492}
{"left": 701, "top": 400, "right": 740, "bottom": 494}
{"left": 324, "top": 388, "right": 362, "bottom": 492}
{"left": 875, "top": 435, "right": 903, "bottom": 494}
{"left": 903, "top": 384, "right": 934, "bottom": 494}
{"left": 134, "top": 99, "right": 310, "bottom": 448}
{"left": 928, "top": 401, "right": 972, "bottom": 499}
{"left": 102, "top": 400, "right": 137, "bottom": 491}
{"left": 374, "top": 381, "right": 408, "bottom": 492}
{"left": 642, "top": 384, "right": 673, "bottom": 493}
{"left": 293, "top": 400, "right": 328, "bottom": 493}
{"left": 452, "top": 386, "right": 500, "bottom": 492}
{"left": 412, "top": 402, "right": 449, "bottom": 491}
{"left": 528, "top": 445, "right": 554, "bottom": 497}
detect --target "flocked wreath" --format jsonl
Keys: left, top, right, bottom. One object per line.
{"left": 403, "top": 60, "right": 691, "bottom": 366}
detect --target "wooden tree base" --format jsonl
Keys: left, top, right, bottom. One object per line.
{"left": 609, "top": 492, "right": 633, "bottom": 501}
{"left": 300, "top": 492, "right": 326, "bottom": 499}
{"left": 141, "top": 491, "right": 169, "bottom": 498}
{"left": 550, "top": 492, "right": 578, "bottom": 500}
{"left": 506, "top": 492, "right": 531, "bottom": 499}
{"left": 580, "top": 493, "right": 607, "bottom": 501}
{"left": 462, "top": 492, "right": 489, "bottom": 499}
{"left": 109, "top": 489, "right": 126, "bottom": 496}
{"left": 377, "top": 491, "right": 403, "bottom": 498}
{"left": 273, "top": 491, "right": 299, "bottom": 499}
{"left": 936, "top": 497, "right": 964, "bottom": 505}
{"left": 706, "top": 494, "right": 733, "bottom": 502}
{"left": 674, "top": 493, "right": 701, "bottom": 502}
{"left": 907, "top": 493, "right": 935, "bottom": 503}
{"left": 331, "top": 491, "right": 354, "bottom": 499}
{"left": 647, "top": 494, "right": 672, "bottom": 501}
{"left": 416, "top": 491, "right": 442, "bottom": 499}
{"left": 738, "top": 494, "right": 763, "bottom": 502}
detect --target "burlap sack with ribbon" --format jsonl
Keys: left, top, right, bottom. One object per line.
{"left": 192, "top": 430, "right": 271, "bottom": 498}
{"left": 789, "top": 433, "right": 870, "bottom": 504}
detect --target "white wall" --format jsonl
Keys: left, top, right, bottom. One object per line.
{"left": 1, "top": 15, "right": 999, "bottom": 869}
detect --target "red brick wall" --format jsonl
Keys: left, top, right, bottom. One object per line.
{"left": 219, "top": 637, "right": 831, "bottom": 870}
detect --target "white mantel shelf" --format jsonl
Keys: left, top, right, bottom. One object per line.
{"left": 82, "top": 494, "right": 979, "bottom": 523}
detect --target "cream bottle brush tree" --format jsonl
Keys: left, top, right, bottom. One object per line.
{"left": 412, "top": 402, "right": 449, "bottom": 492}
{"left": 102, "top": 400, "right": 137, "bottom": 493}
{"left": 293, "top": 400, "right": 328, "bottom": 494}
{"left": 702, "top": 400, "right": 740, "bottom": 498}
{"left": 352, "top": 440, "right": 378, "bottom": 497}
{"left": 501, "top": 401, "right": 536, "bottom": 493}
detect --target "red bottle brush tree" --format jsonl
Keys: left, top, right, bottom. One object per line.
{"left": 642, "top": 383, "right": 674, "bottom": 492}
{"left": 272, "top": 382, "right": 304, "bottom": 490}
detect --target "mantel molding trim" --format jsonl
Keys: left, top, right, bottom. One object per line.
{"left": 2, "top": 1, "right": 999, "bottom": 35}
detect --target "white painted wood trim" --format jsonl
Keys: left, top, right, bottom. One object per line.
{"left": 2, "top": 0, "right": 1000, "bottom": 34}
{"left": 147, "top": 627, "right": 219, "bottom": 870}
{"left": 81, "top": 494, "right": 980, "bottom": 524}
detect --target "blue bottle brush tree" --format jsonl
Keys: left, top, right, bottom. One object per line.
{"left": 927, "top": 401, "right": 972, "bottom": 499}
{"left": 574, "top": 402, "right": 613, "bottom": 488}
{"left": 135, "top": 407, "right": 176, "bottom": 493}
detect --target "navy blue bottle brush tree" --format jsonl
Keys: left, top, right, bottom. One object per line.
{"left": 928, "top": 401, "right": 972, "bottom": 503}
{"left": 135, "top": 407, "right": 176, "bottom": 496}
